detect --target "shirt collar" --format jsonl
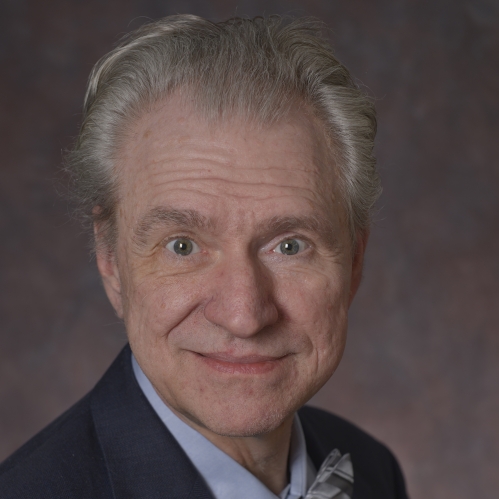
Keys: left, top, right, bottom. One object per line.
{"left": 132, "top": 354, "right": 315, "bottom": 499}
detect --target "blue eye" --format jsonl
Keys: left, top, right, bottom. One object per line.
{"left": 275, "top": 239, "right": 306, "bottom": 255}
{"left": 166, "top": 238, "right": 200, "bottom": 256}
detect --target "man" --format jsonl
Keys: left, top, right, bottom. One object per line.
{"left": 0, "top": 15, "right": 408, "bottom": 499}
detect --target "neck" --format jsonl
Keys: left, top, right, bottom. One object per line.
{"left": 174, "top": 408, "right": 295, "bottom": 495}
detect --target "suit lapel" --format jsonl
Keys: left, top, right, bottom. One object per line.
{"left": 90, "top": 346, "right": 215, "bottom": 499}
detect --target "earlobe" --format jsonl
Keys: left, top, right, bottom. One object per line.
{"left": 348, "top": 229, "right": 369, "bottom": 306}
{"left": 94, "top": 222, "right": 124, "bottom": 319}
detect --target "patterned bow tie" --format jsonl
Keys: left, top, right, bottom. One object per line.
{"left": 303, "top": 449, "right": 354, "bottom": 499}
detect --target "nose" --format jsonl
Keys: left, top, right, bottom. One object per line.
{"left": 203, "top": 256, "right": 279, "bottom": 338}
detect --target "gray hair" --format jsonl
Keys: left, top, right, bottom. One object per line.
{"left": 66, "top": 15, "right": 380, "bottom": 250}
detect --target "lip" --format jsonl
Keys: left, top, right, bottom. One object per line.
{"left": 194, "top": 352, "right": 287, "bottom": 375}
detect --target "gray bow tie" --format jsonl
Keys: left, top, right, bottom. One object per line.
{"left": 303, "top": 449, "right": 354, "bottom": 499}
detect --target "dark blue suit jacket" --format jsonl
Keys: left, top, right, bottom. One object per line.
{"left": 0, "top": 346, "right": 408, "bottom": 498}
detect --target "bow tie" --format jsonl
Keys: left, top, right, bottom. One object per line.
{"left": 303, "top": 449, "right": 354, "bottom": 499}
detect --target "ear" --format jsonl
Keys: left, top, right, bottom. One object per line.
{"left": 94, "top": 221, "right": 124, "bottom": 319}
{"left": 348, "top": 229, "right": 369, "bottom": 307}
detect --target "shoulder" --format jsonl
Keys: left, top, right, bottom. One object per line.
{"left": 0, "top": 393, "right": 111, "bottom": 499}
{"left": 298, "top": 405, "right": 409, "bottom": 499}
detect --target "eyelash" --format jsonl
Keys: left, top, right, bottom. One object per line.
{"left": 272, "top": 237, "right": 309, "bottom": 254}
{"left": 162, "top": 235, "right": 311, "bottom": 256}
{"left": 163, "top": 236, "right": 201, "bottom": 254}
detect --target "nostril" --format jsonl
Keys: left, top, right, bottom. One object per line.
{"left": 203, "top": 293, "right": 279, "bottom": 338}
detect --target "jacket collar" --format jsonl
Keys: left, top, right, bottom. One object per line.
{"left": 90, "top": 345, "right": 215, "bottom": 499}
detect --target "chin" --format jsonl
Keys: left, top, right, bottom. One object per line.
{"left": 207, "top": 409, "right": 290, "bottom": 438}
{"left": 183, "top": 397, "right": 297, "bottom": 438}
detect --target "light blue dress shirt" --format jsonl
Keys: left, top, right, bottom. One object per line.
{"left": 132, "top": 355, "right": 316, "bottom": 499}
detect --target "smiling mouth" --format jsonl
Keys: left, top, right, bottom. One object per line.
{"left": 194, "top": 352, "right": 288, "bottom": 375}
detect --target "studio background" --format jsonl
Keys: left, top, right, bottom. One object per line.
{"left": 1, "top": 1, "right": 498, "bottom": 498}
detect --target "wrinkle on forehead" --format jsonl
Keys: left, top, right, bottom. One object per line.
{"left": 122, "top": 93, "right": 333, "bottom": 173}
{"left": 117, "top": 95, "right": 345, "bottom": 234}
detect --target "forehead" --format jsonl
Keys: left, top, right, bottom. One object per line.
{"left": 117, "top": 96, "right": 340, "bottom": 228}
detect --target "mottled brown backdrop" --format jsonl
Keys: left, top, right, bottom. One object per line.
{"left": 1, "top": 1, "right": 498, "bottom": 498}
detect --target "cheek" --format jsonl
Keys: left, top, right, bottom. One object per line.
{"left": 276, "top": 267, "right": 350, "bottom": 367}
{"left": 122, "top": 266, "right": 205, "bottom": 343}
{"left": 277, "top": 266, "right": 348, "bottom": 323}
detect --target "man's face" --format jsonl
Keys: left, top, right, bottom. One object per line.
{"left": 98, "top": 97, "right": 365, "bottom": 437}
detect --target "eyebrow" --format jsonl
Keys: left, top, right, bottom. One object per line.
{"left": 133, "top": 207, "right": 212, "bottom": 246}
{"left": 133, "top": 206, "right": 337, "bottom": 248}
{"left": 258, "top": 215, "right": 337, "bottom": 248}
